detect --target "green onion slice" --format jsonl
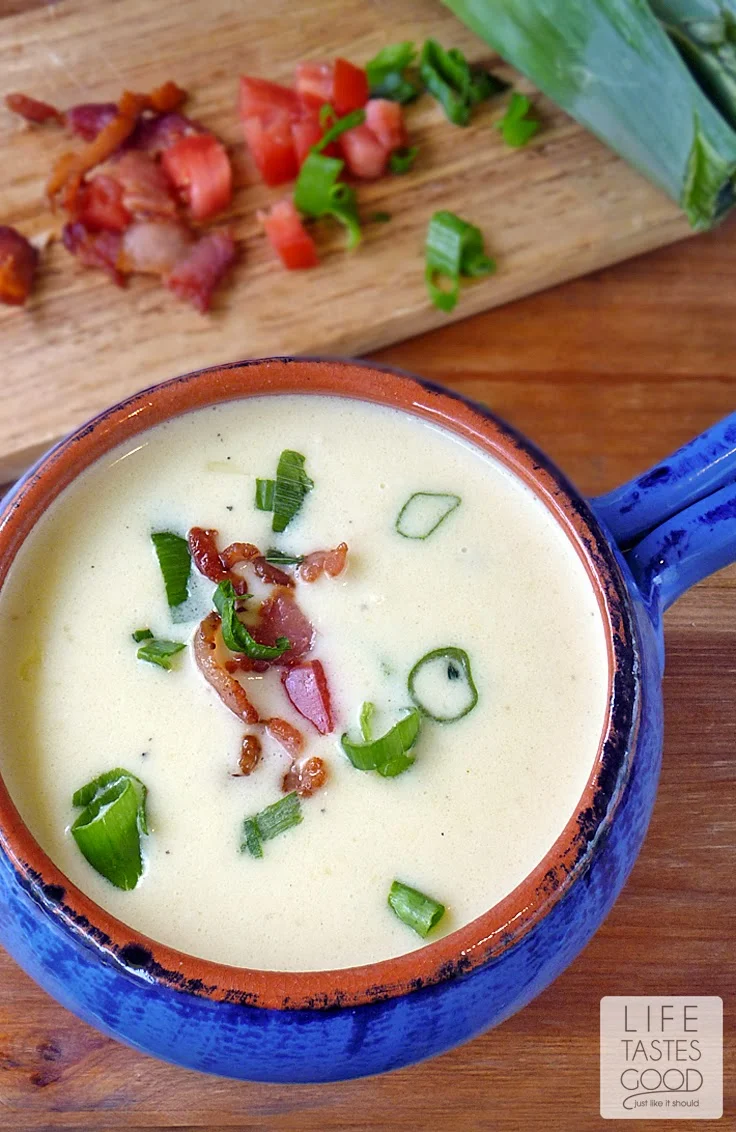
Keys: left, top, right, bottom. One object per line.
{"left": 265, "top": 548, "right": 304, "bottom": 566}
{"left": 213, "top": 579, "right": 290, "bottom": 659}
{"left": 240, "top": 792, "right": 303, "bottom": 857}
{"left": 408, "top": 646, "right": 478, "bottom": 722}
{"left": 71, "top": 768, "right": 148, "bottom": 891}
{"left": 420, "top": 39, "right": 507, "bottom": 125}
{"left": 497, "top": 92, "right": 541, "bottom": 147}
{"left": 294, "top": 151, "right": 362, "bottom": 248}
{"left": 388, "top": 879, "right": 446, "bottom": 937}
{"left": 425, "top": 210, "right": 495, "bottom": 312}
{"left": 359, "top": 700, "right": 375, "bottom": 741}
{"left": 366, "top": 41, "right": 422, "bottom": 103}
{"left": 131, "top": 628, "right": 153, "bottom": 642}
{"left": 137, "top": 638, "right": 186, "bottom": 670}
{"left": 272, "top": 449, "right": 314, "bottom": 533}
{"left": 396, "top": 491, "right": 461, "bottom": 539}
{"left": 341, "top": 705, "right": 421, "bottom": 777}
{"left": 389, "top": 145, "right": 418, "bottom": 174}
{"left": 314, "top": 105, "right": 366, "bottom": 152}
{"left": 255, "top": 478, "right": 276, "bottom": 512}
{"left": 151, "top": 531, "right": 191, "bottom": 607}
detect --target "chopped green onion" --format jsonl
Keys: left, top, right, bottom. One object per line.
{"left": 425, "top": 211, "right": 495, "bottom": 312}
{"left": 653, "top": 2, "right": 736, "bottom": 132}
{"left": 497, "top": 92, "right": 540, "bottom": 147}
{"left": 396, "top": 491, "right": 461, "bottom": 539}
{"left": 371, "top": 210, "right": 392, "bottom": 223}
{"left": 294, "top": 151, "right": 362, "bottom": 248}
{"left": 272, "top": 449, "right": 314, "bottom": 533}
{"left": 341, "top": 705, "right": 421, "bottom": 777}
{"left": 389, "top": 145, "right": 418, "bottom": 173}
{"left": 265, "top": 548, "right": 304, "bottom": 566}
{"left": 151, "top": 531, "right": 191, "bottom": 607}
{"left": 420, "top": 39, "right": 506, "bottom": 125}
{"left": 71, "top": 769, "right": 148, "bottom": 891}
{"left": 388, "top": 879, "right": 446, "bottom": 937}
{"left": 137, "top": 638, "right": 186, "bottom": 670}
{"left": 240, "top": 792, "right": 303, "bottom": 857}
{"left": 255, "top": 478, "right": 276, "bottom": 511}
{"left": 131, "top": 628, "right": 153, "bottom": 643}
{"left": 359, "top": 700, "right": 375, "bottom": 741}
{"left": 213, "top": 579, "right": 290, "bottom": 659}
{"left": 366, "top": 41, "right": 422, "bottom": 103}
{"left": 314, "top": 105, "right": 366, "bottom": 152}
{"left": 408, "top": 646, "right": 478, "bottom": 722}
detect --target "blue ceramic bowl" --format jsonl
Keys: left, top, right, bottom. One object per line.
{"left": 0, "top": 358, "right": 733, "bottom": 1082}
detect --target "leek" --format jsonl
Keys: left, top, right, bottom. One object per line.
{"left": 442, "top": 0, "right": 736, "bottom": 229}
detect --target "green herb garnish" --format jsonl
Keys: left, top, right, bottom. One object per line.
{"left": 425, "top": 211, "right": 495, "bottom": 312}
{"left": 137, "top": 638, "right": 186, "bottom": 670}
{"left": 71, "top": 768, "right": 148, "bottom": 891}
{"left": 408, "top": 646, "right": 478, "bottom": 722}
{"left": 151, "top": 531, "right": 191, "bottom": 607}
{"left": 240, "top": 792, "right": 303, "bottom": 857}
{"left": 395, "top": 491, "right": 461, "bottom": 539}
{"left": 131, "top": 628, "right": 153, "bottom": 643}
{"left": 273, "top": 449, "right": 314, "bottom": 533}
{"left": 497, "top": 92, "right": 540, "bottom": 147}
{"left": 388, "top": 879, "right": 446, "bottom": 937}
{"left": 255, "top": 478, "right": 276, "bottom": 511}
{"left": 213, "top": 579, "right": 290, "bottom": 660}
{"left": 389, "top": 145, "right": 418, "bottom": 174}
{"left": 366, "top": 41, "right": 422, "bottom": 103}
{"left": 341, "top": 705, "right": 421, "bottom": 777}
{"left": 294, "top": 151, "right": 362, "bottom": 248}
{"left": 420, "top": 39, "right": 507, "bottom": 126}
{"left": 314, "top": 105, "right": 366, "bottom": 152}
{"left": 265, "top": 548, "right": 305, "bottom": 566}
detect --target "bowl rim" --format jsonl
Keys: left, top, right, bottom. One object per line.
{"left": 0, "top": 356, "right": 639, "bottom": 1011}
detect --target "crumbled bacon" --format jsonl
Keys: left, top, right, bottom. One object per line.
{"left": 220, "top": 542, "right": 260, "bottom": 570}
{"left": 188, "top": 528, "right": 250, "bottom": 594}
{"left": 253, "top": 555, "right": 294, "bottom": 588}
{"left": 0, "top": 226, "right": 39, "bottom": 306}
{"left": 119, "top": 219, "right": 194, "bottom": 275}
{"left": 5, "top": 92, "right": 63, "bottom": 125}
{"left": 282, "top": 755, "right": 328, "bottom": 797}
{"left": 235, "top": 733, "right": 262, "bottom": 776}
{"left": 265, "top": 717, "right": 304, "bottom": 756}
{"left": 255, "top": 589, "right": 315, "bottom": 665}
{"left": 224, "top": 655, "right": 270, "bottom": 674}
{"left": 62, "top": 222, "right": 124, "bottom": 285}
{"left": 126, "top": 111, "right": 204, "bottom": 156}
{"left": 65, "top": 102, "right": 118, "bottom": 141}
{"left": 282, "top": 660, "right": 334, "bottom": 734}
{"left": 165, "top": 229, "right": 236, "bottom": 313}
{"left": 107, "top": 151, "right": 178, "bottom": 218}
{"left": 299, "top": 542, "right": 349, "bottom": 583}
{"left": 193, "top": 612, "right": 260, "bottom": 724}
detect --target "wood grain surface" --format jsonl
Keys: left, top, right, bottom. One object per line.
{"left": 0, "top": 0, "right": 692, "bottom": 480}
{"left": 0, "top": 212, "right": 734, "bottom": 1132}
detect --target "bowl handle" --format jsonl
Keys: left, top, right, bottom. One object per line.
{"left": 591, "top": 413, "right": 736, "bottom": 626}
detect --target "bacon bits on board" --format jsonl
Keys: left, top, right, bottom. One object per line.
{"left": 0, "top": 227, "right": 39, "bottom": 306}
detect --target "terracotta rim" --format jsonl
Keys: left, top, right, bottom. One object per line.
{"left": 0, "top": 357, "right": 639, "bottom": 1011}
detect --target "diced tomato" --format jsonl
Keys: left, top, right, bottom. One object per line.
{"left": 161, "top": 134, "right": 232, "bottom": 221}
{"left": 295, "top": 62, "right": 334, "bottom": 105}
{"left": 259, "top": 199, "right": 318, "bottom": 270}
{"left": 291, "top": 113, "right": 324, "bottom": 166}
{"left": 75, "top": 175, "right": 131, "bottom": 232}
{"left": 365, "top": 99, "right": 407, "bottom": 152}
{"left": 242, "top": 111, "right": 298, "bottom": 186}
{"left": 333, "top": 57, "right": 369, "bottom": 115}
{"left": 239, "top": 76, "right": 300, "bottom": 120}
{"left": 339, "top": 123, "right": 387, "bottom": 179}
{"left": 282, "top": 661, "right": 334, "bottom": 735}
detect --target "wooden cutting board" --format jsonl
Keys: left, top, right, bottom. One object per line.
{"left": 0, "top": 0, "right": 691, "bottom": 480}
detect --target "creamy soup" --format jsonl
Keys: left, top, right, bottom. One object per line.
{"left": 0, "top": 396, "right": 609, "bottom": 971}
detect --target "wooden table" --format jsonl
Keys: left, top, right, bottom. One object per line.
{"left": 1, "top": 224, "right": 735, "bottom": 1131}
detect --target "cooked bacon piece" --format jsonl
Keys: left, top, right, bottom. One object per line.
{"left": 265, "top": 717, "right": 304, "bottom": 757}
{"left": 127, "top": 111, "right": 203, "bottom": 156}
{"left": 119, "top": 219, "right": 193, "bottom": 275}
{"left": 220, "top": 542, "right": 259, "bottom": 570}
{"left": 107, "top": 151, "right": 177, "bottom": 218}
{"left": 235, "top": 733, "right": 262, "bottom": 776}
{"left": 0, "top": 226, "right": 39, "bottom": 306}
{"left": 282, "top": 661, "right": 334, "bottom": 734}
{"left": 66, "top": 102, "right": 118, "bottom": 141}
{"left": 282, "top": 755, "right": 328, "bottom": 797}
{"left": 253, "top": 555, "right": 294, "bottom": 588}
{"left": 62, "top": 222, "right": 124, "bottom": 285}
{"left": 144, "top": 81, "right": 187, "bottom": 114}
{"left": 73, "top": 175, "right": 131, "bottom": 232}
{"left": 224, "top": 655, "right": 269, "bottom": 674}
{"left": 188, "top": 527, "right": 229, "bottom": 583}
{"left": 299, "top": 542, "right": 348, "bottom": 583}
{"left": 256, "top": 589, "right": 314, "bottom": 665}
{"left": 193, "top": 612, "right": 260, "bottom": 724}
{"left": 165, "top": 229, "right": 236, "bottom": 314}
{"left": 5, "top": 92, "right": 63, "bottom": 125}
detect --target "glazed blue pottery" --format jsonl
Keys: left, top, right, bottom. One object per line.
{"left": 0, "top": 358, "right": 733, "bottom": 1082}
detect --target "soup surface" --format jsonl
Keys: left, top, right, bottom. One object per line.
{"left": 0, "top": 395, "right": 609, "bottom": 971}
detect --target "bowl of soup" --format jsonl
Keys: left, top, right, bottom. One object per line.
{"left": 0, "top": 357, "right": 734, "bottom": 1082}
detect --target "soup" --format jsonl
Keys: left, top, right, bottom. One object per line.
{"left": 0, "top": 395, "right": 609, "bottom": 971}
